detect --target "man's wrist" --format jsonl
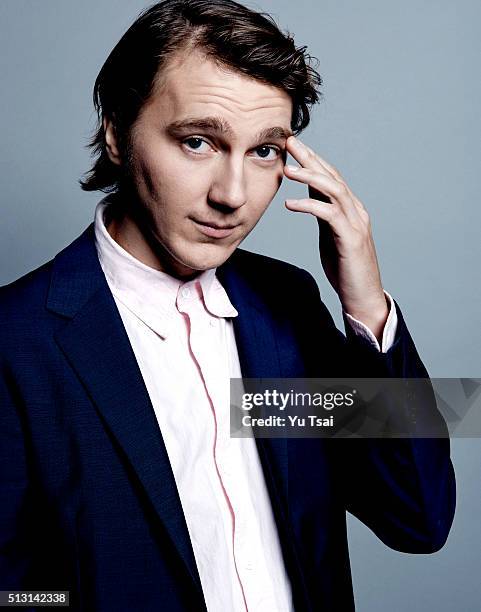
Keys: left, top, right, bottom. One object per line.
{"left": 343, "top": 293, "right": 390, "bottom": 346}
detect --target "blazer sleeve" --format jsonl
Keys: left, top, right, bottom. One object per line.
{"left": 296, "top": 268, "right": 456, "bottom": 553}
{"left": 0, "top": 361, "right": 36, "bottom": 597}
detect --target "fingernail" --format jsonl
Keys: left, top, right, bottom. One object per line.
{"left": 286, "top": 165, "right": 300, "bottom": 172}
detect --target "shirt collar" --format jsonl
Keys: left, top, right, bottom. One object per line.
{"left": 93, "top": 196, "right": 238, "bottom": 339}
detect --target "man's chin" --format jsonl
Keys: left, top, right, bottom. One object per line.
{"left": 177, "top": 255, "right": 232, "bottom": 274}
{"left": 175, "top": 245, "right": 237, "bottom": 275}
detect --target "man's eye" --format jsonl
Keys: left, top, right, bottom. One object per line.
{"left": 253, "top": 145, "right": 280, "bottom": 161}
{"left": 182, "top": 137, "right": 211, "bottom": 153}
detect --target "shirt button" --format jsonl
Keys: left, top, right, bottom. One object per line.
{"left": 181, "top": 287, "right": 191, "bottom": 298}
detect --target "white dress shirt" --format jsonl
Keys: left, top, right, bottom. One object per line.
{"left": 93, "top": 197, "right": 397, "bottom": 611}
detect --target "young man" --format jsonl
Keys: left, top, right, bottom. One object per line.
{"left": 0, "top": 1, "right": 455, "bottom": 610}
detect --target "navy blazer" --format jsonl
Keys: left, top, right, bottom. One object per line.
{"left": 0, "top": 223, "right": 455, "bottom": 611}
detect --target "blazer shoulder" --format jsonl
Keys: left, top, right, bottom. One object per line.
{"left": 0, "top": 224, "right": 95, "bottom": 321}
{"left": 0, "top": 259, "right": 54, "bottom": 318}
{"left": 0, "top": 260, "right": 59, "bottom": 365}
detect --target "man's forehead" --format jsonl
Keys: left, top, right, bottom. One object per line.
{"left": 150, "top": 50, "right": 293, "bottom": 138}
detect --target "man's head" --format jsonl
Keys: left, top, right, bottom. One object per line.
{"left": 81, "top": 0, "right": 322, "bottom": 277}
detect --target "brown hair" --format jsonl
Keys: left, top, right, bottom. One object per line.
{"left": 79, "top": 0, "right": 322, "bottom": 193}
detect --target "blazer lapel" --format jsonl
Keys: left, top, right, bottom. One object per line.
{"left": 47, "top": 224, "right": 204, "bottom": 597}
{"left": 217, "top": 253, "right": 311, "bottom": 612}
{"left": 216, "top": 256, "right": 289, "bottom": 507}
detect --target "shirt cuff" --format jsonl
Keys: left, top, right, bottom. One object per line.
{"left": 343, "top": 290, "right": 398, "bottom": 353}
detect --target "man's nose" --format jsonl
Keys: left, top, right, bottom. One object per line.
{"left": 208, "top": 159, "right": 248, "bottom": 210}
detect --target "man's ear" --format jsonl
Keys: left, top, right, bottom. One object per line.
{"left": 103, "top": 116, "right": 122, "bottom": 166}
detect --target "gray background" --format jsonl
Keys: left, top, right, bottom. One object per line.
{"left": 1, "top": 1, "right": 479, "bottom": 610}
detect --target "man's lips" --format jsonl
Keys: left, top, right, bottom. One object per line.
{"left": 193, "top": 218, "right": 237, "bottom": 229}
{"left": 191, "top": 218, "right": 239, "bottom": 239}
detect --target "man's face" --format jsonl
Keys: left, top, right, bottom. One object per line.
{"left": 110, "top": 50, "right": 292, "bottom": 278}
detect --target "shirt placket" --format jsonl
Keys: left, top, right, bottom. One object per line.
{"left": 177, "top": 282, "right": 249, "bottom": 612}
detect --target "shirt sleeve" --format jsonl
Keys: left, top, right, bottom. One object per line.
{"left": 343, "top": 290, "right": 398, "bottom": 353}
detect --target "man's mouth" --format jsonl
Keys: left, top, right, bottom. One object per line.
{"left": 191, "top": 218, "right": 239, "bottom": 239}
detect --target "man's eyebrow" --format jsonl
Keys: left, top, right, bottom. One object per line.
{"left": 166, "top": 116, "right": 293, "bottom": 142}
{"left": 255, "top": 126, "right": 293, "bottom": 142}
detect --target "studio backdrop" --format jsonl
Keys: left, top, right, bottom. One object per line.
{"left": 1, "top": 1, "right": 479, "bottom": 611}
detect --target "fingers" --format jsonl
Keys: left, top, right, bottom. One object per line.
{"left": 284, "top": 164, "right": 342, "bottom": 198}
{"left": 285, "top": 136, "right": 369, "bottom": 220}
{"left": 284, "top": 164, "right": 362, "bottom": 223}
{"left": 311, "top": 151, "right": 343, "bottom": 182}
{"left": 286, "top": 136, "right": 327, "bottom": 174}
{"left": 287, "top": 136, "right": 341, "bottom": 179}
{"left": 284, "top": 197, "right": 350, "bottom": 236}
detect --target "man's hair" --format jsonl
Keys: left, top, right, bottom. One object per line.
{"left": 79, "top": 0, "right": 322, "bottom": 193}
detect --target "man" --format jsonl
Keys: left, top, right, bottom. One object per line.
{"left": 0, "top": 1, "right": 455, "bottom": 611}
